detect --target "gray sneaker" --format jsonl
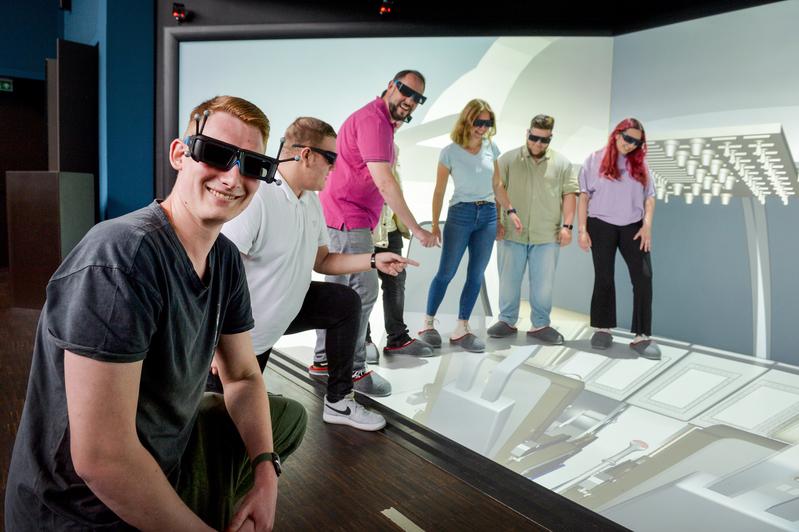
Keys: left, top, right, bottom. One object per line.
{"left": 527, "top": 326, "right": 564, "bottom": 345}
{"left": 352, "top": 367, "right": 392, "bottom": 397}
{"left": 418, "top": 328, "right": 442, "bottom": 348}
{"left": 365, "top": 341, "right": 379, "bottom": 364}
{"left": 631, "top": 340, "right": 662, "bottom": 360}
{"left": 591, "top": 331, "right": 613, "bottom": 350}
{"left": 450, "top": 333, "right": 485, "bottom": 353}
{"left": 323, "top": 392, "right": 386, "bottom": 431}
{"left": 383, "top": 339, "right": 434, "bottom": 357}
{"left": 487, "top": 321, "right": 518, "bottom": 338}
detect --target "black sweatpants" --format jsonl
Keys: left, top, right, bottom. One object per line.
{"left": 208, "top": 281, "right": 360, "bottom": 402}
{"left": 587, "top": 216, "right": 653, "bottom": 336}
{"left": 371, "top": 229, "right": 411, "bottom": 346}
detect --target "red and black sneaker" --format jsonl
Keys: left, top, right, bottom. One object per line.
{"left": 308, "top": 360, "right": 329, "bottom": 378}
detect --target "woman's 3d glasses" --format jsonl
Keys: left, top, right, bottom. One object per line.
{"left": 184, "top": 134, "right": 282, "bottom": 183}
{"left": 393, "top": 80, "right": 427, "bottom": 105}
{"left": 473, "top": 118, "right": 495, "bottom": 128}
{"left": 619, "top": 131, "right": 643, "bottom": 147}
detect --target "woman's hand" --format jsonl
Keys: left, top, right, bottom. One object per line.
{"left": 431, "top": 223, "right": 442, "bottom": 246}
{"left": 633, "top": 223, "right": 652, "bottom": 252}
{"left": 578, "top": 231, "right": 591, "bottom": 252}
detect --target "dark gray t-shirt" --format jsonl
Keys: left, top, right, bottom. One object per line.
{"left": 5, "top": 201, "right": 253, "bottom": 530}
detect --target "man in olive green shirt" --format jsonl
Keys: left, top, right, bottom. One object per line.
{"left": 488, "top": 114, "right": 578, "bottom": 344}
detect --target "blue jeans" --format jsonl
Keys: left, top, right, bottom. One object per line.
{"left": 497, "top": 240, "right": 560, "bottom": 328}
{"left": 426, "top": 202, "right": 497, "bottom": 320}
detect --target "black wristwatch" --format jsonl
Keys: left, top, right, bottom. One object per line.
{"left": 252, "top": 451, "right": 282, "bottom": 477}
{"left": 370, "top": 252, "right": 377, "bottom": 269}
{"left": 562, "top": 224, "right": 573, "bottom": 230}
{"left": 506, "top": 208, "right": 518, "bottom": 215}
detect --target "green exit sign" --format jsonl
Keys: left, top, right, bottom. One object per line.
{"left": 0, "top": 78, "right": 12, "bottom": 92}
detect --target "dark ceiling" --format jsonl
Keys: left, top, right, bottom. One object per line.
{"left": 172, "top": 0, "right": 784, "bottom": 36}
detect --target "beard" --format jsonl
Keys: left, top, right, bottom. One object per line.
{"left": 528, "top": 146, "right": 547, "bottom": 159}
{"left": 388, "top": 101, "right": 409, "bottom": 122}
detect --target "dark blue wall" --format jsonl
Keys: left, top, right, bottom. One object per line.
{"left": 105, "top": 0, "right": 154, "bottom": 218}
{"left": 63, "top": 0, "right": 154, "bottom": 219}
{"left": 0, "top": 0, "right": 60, "bottom": 79}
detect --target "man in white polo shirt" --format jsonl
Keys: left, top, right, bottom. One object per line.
{"left": 214, "top": 117, "right": 415, "bottom": 431}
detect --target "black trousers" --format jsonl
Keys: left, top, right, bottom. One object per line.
{"left": 207, "top": 281, "right": 359, "bottom": 402}
{"left": 587, "top": 216, "right": 653, "bottom": 336}
{"left": 367, "top": 230, "right": 411, "bottom": 346}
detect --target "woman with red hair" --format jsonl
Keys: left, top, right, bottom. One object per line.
{"left": 577, "top": 118, "right": 660, "bottom": 360}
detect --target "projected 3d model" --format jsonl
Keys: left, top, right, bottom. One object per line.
{"left": 647, "top": 125, "right": 797, "bottom": 206}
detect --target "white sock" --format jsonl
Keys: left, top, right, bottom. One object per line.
{"left": 423, "top": 315, "right": 436, "bottom": 329}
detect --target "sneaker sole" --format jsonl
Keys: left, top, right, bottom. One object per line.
{"left": 323, "top": 412, "right": 386, "bottom": 431}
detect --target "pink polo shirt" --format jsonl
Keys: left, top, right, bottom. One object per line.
{"left": 320, "top": 97, "right": 396, "bottom": 230}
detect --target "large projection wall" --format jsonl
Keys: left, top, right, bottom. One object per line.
{"left": 180, "top": 34, "right": 614, "bottom": 323}
{"left": 179, "top": 1, "right": 798, "bottom": 363}
{"left": 609, "top": 1, "right": 796, "bottom": 363}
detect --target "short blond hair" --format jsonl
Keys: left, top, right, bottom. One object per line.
{"left": 450, "top": 99, "right": 496, "bottom": 147}
{"left": 183, "top": 95, "right": 270, "bottom": 146}
{"left": 281, "top": 117, "right": 336, "bottom": 157}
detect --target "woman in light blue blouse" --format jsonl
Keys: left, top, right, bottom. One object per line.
{"left": 419, "top": 99, "right": 522, "bottom": 352}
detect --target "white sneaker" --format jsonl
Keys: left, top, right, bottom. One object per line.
{"left": 323, "top": 393, "right": 386, "bottom": 431}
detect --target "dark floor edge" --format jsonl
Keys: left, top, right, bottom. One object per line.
{"left": 269, "top": 350, "right": 629, "bottom": 532}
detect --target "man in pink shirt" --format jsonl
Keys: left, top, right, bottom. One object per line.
{"left": 316, "top": 70, "right": 436, "bottom": 397}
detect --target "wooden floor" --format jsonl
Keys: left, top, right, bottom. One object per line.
{"left": 0, "top": 270, "right": 544, "bottom": 530}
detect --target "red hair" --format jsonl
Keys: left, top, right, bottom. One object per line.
{"left": 599, "top": 118, "right": 649, "bottom": 187}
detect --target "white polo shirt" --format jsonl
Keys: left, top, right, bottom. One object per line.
{"left": 221, "top": 173, "right": 328, "bottom": 353}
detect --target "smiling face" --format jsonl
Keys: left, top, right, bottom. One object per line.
{"left": 470, "top": 111, "right": 492, "bottom": 143}
{"left": 385, "top": 73, "right": 425, "bottom": 123}
{"left": 616, "top": 127, "right": 643, "bottom": 156}
{"left": 169, "top": 111, "right": 264, "bottom": 228}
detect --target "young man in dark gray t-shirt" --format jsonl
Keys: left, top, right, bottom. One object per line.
{"left": 5, "top": 96, "right": 307, "bottom": 531}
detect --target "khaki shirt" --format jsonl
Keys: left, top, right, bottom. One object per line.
{"left": 498, "top": 146, "right": 577, "bottom": 244}
{"left": 372, "top": 144, "right": 409, "bottom": 247}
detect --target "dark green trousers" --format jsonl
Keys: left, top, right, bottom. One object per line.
{"left": 176, "top": 393, "right": 307, "bottom": 530}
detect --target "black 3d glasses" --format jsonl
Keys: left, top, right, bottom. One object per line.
{"left": 620, "top": 131, "right": 643, "bottom": 147}
{"left": 528, "top": 133, "right": 553, "bottom": 144}
{"left": 393, "top": 80, "right": 427, "bottom": 105}
{"left": 473, "top": 118, "right": 494, "bottom": 128}
{"left": 185, "top": 134, "right": 281, "bottom": 183}
{"left": 292, "top": 144, "right": 338, "bottom": 165}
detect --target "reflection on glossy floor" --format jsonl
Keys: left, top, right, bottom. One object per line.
{"left": 274, "top": 306, "right": 799, "bottom": 531}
